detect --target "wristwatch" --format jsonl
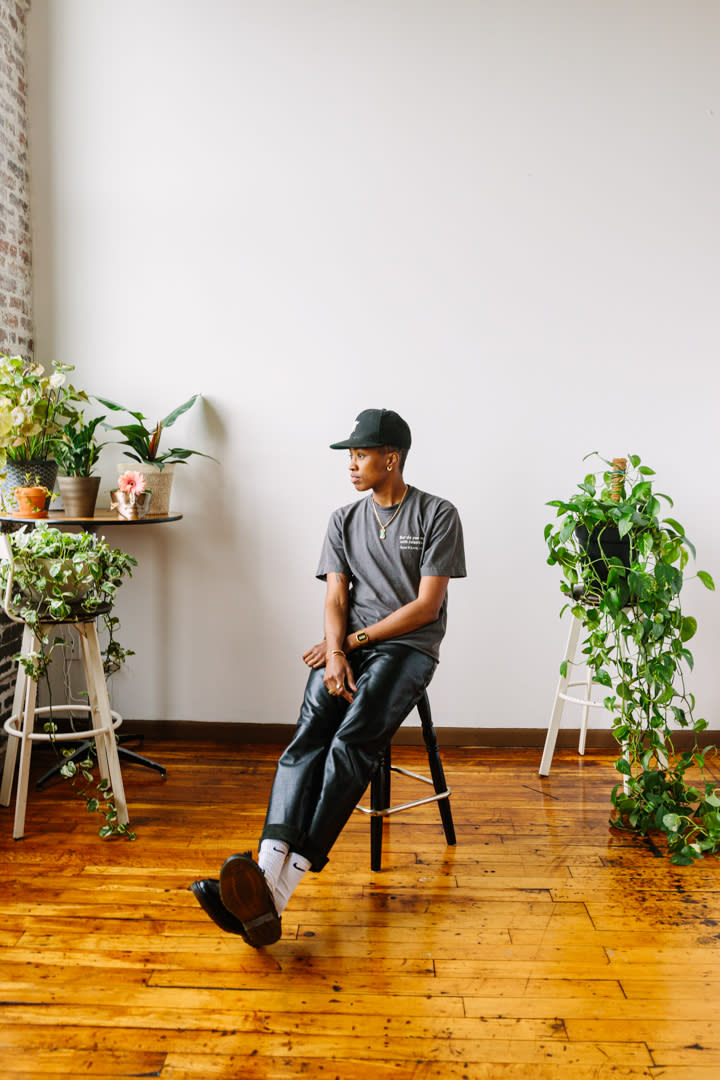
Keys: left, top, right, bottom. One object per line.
{"left": 355, "top": 630, "right": 369, "bottom": 645}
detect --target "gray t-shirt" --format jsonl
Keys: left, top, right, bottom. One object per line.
{"left": 316, "top": 485, "right": 466, "bottom": 660}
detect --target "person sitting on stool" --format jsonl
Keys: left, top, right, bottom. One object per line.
{"left": 191, "top": 408, "right": 466, "bottom": 947}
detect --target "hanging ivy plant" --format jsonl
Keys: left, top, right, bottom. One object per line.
{"left": 545, "top": 453, "right": 718, "bottom": 865}
{"left": 0, "top": 524, "right": 138, "bottom": 839}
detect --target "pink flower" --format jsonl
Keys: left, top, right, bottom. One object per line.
{"left": 118, "top": 470, "right": 146, "bottom": 495}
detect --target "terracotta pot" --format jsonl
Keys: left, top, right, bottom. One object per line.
{"left": 57, "top": 475, "right": 101, "bottom": 517}
{"left": 110, "top": 489, "right": 153, "bottom": 521}
{"left": 13, "top": 486, "right": 49, "bottom": 519}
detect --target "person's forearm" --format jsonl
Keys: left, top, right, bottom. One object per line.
{"left": 344, "top": 595, "right": 441, "bottom": 653}
{"left": 324, "top": 582, "right": 349, "bottom": 656}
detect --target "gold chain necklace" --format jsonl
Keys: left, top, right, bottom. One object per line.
{"left": 371, "top": 486, "right": 408, "bottom": 540}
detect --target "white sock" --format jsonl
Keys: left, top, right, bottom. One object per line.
{"left": 257, "top": 839, "right": 289, "bottom": 894}
{"left": 272, "top": 852, "right": 311, "bottom": 914}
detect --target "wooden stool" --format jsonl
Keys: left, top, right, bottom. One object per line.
{"left": 538, "top": 610, "right": 607, "bottom": 775}
{"left": 0, "top": 607, "right": 129, "bottom": 840}
{"left": 540, "top": 604, "right": 640, "bottom": 789}
{"left": 356, "top": 691, "right": 456, "bottom": 871}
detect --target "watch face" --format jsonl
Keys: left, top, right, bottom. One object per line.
{"left": 357, "top": 631, "right": 368, "bottom": 642}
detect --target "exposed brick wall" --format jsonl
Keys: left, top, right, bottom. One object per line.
{"left": 0, "top": 0, "right": 32, "bottom": 353}
{"left": 0, "top": 0, "right": 31, "bottom": 751}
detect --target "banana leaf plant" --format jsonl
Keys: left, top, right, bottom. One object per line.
{"left": 95, "top": 394, "right": 218, "bottom": 470}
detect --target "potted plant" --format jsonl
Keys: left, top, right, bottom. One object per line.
{"left": 545, "top": 453, "right": 718, "bottom": 865}
{"left": 55, "top": 413, "right": 108, "bottom": 517}
{"left": 0, "top": 524, "right": 138, "bottom": 838}
{"left": 1, "top": 523, "right": 137, "bottom": 669}
{"left": 95, "top": 393, "right": 217, "bottom": 514}
{"left": 0, "top": 353, "right": 87, "bottom": 508}
{"left": 12, "top": 476, "right": 55, "bottom": 519}
{"left": 110, "top": 470, "right": 153, "bottom": 520}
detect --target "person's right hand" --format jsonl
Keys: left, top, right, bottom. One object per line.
{"left": 302, "top": 641, "right": 327, "bottom": 669}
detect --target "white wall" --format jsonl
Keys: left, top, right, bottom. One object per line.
{"left": 26, "top": 0, "right": 720, "bottom": 733}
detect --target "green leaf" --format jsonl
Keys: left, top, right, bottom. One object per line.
{"left": 663, "top": 517, "right": 686, "bottom": 536}
{"left": 558, "top": 521, "right": 575, "bottom": 543}
{"left": 680, "top": 616, "right": 697, "bottom": 643}
{"left": 631, "top": 480, "right": 652, "bottom": 502}
{"left": 95, "top": 397, "right": 148, "bottom": 425}
{"left": 662, "top": 812, "right": 682, "bottom": 832}
{"left": 698, "top": 570, "right": 716, "bottom": 591}
{"left": 617, "top": 514, "right": 635, "bottom": 538}
{"left": 161, "top": 394, "right": 200, "bottom": 428}
{"left": 654, "top": 562, "right": 682, "bottom": 594}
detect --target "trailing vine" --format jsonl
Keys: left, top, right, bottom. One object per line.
{"left": 545, "top": 453, "right": 718, "bottom": 865}
{"left": 42, "top": 719, "right": 136, "bottom": 840}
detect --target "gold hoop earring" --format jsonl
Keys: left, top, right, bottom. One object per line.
{"left": 387, "top": 465, "right": 392, "bottom": 472}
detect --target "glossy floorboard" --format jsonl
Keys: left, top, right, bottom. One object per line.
{"left": 1, "top": 740, "right": 719, "bottom": 1079}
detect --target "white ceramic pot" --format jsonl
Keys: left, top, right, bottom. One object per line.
{"left": 25, "top": 558, "right": 92, "bottom": 601}
{"left": 116, "top": 463, "right": 174, "bottom": 515}
{"left": 110, "top": 489, "right": 153, "bottom": 521}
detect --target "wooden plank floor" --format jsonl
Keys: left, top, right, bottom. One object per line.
{"left": 1, "top": 738, "right": 720, "bottom": 1079}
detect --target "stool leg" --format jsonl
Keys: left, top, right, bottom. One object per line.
{"left": 417, "top": 692, "right": 456, "bottom": 846}
{"left": 0, "top": 626, "right": 33, "bottom": 808}
{"left": 78, "top": 623, "right": 129, "bottom": 826}
{"left": 12, "top": 636, "right": 41, "bottom": 840}
{"left": 578, "top": 660, "right": 593, "bottom": 756}
{"left": 370, "top": 747, "right": 389, "bottom": 871}
{"left": 617, "top": 634, "right": 631, "bottom": 795}
{"left": 76, "top": 626, "right": 110, "bottom": 781}
{"left": 539, "top": 615, "right": 582, "bottom": 776}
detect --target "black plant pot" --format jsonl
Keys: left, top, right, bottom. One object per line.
{"left": 575, "top": 524, "right": 632, "bottom": 584}
{"left": 2, "top": 459, "right": 58, "bottom": 511}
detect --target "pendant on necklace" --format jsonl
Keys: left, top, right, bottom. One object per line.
{"left": 379, "top": 527, "right": 386, "bottom": 540}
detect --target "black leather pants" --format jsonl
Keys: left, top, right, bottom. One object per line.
{"left": 260, "top": 643, "right": 437, "bottom": 871}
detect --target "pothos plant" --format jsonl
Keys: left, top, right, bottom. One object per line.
{"left": 0, "top": 525, "right": 138, "bottom": 838}
{"left": 545, "top": 453, "right": 717, "bottom": 865}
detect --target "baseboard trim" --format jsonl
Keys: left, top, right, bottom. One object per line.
{"left": 127, "top": 719, "right": 720, "bottom": 751}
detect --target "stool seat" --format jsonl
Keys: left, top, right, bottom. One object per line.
{"left": 356, "top": 691, "right": 456, "bottom": 871}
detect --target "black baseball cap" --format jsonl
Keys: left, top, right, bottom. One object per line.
{"left": 329, "top": 408, "right": 412, "bottom": 450}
